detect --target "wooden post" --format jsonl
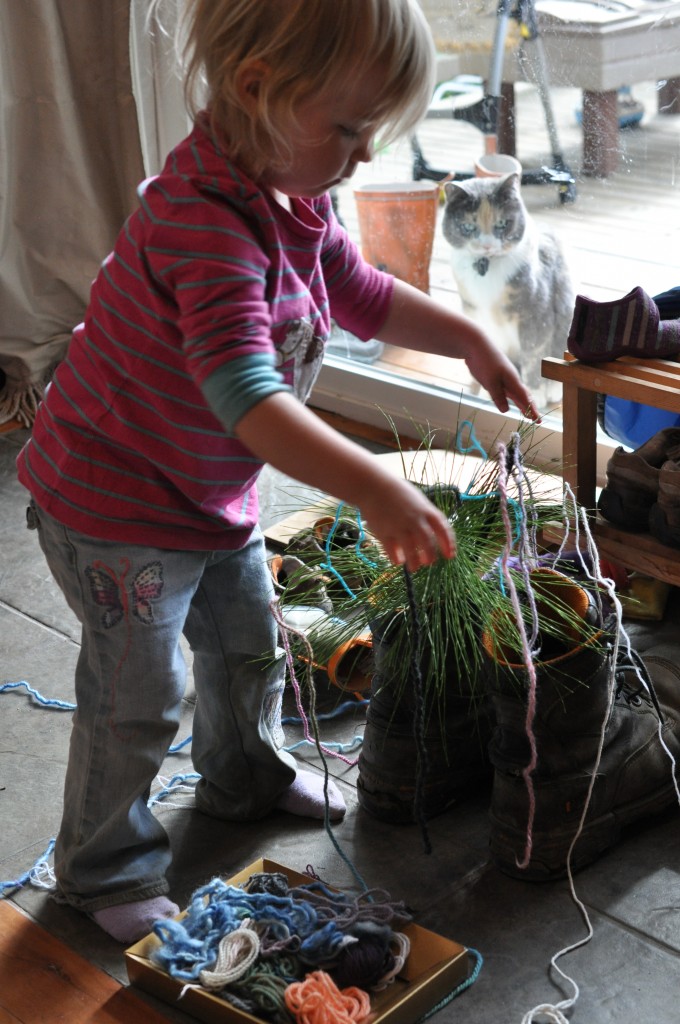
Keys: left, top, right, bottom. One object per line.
{"left": 582, "top": 90, "right": 619, "bottom": 177}
{"left": 497, "top": 82, "right": 517, "bottom": 156}
{"left": 561, "top": 383, "right": 598, "bottom": 512}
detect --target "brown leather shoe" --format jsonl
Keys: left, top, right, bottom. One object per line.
{"left": 598, "top": 427, "right": 680, "bottom": 531}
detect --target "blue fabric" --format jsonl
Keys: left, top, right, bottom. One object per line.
{"left": 601, "top": 287, "right": 680, "bottom": 448}
{"left": 603, "top": 398, "right": 680, "bottom": 449}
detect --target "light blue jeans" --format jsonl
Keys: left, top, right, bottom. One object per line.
{"left": 31, "top": 505, "right": 296, "bottom": 912}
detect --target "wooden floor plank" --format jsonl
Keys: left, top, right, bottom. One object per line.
{"left": 0, "top": 418, "right": 24, "bottom": 436}
{"left": 0, "top": 902, "right": 170, "bottom": 1024}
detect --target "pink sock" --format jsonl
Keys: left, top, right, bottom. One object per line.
{"left": 92, "top": 895, "right": 179, "bottom": 943}
{"left": 275, "top": 770, "right": 346, "bottom": 821}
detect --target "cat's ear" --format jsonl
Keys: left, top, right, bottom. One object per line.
{"left": 494, "top": 172, "right": 522, "bottom": 202}
{"left": 498, "top": 171, "right": 521, "bottom": 189}
{"left": 443, "top": 180, "right": 472, "bottom": 202}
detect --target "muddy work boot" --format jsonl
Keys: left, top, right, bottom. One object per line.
{"left": 482, "top": 567, "right": 680, "bottom": 880}
{"left": 358, "top": 609, "right": 494, "bottom": 824}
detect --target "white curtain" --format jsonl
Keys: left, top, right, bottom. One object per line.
{"left": 0, "top": 0, "right": 188, "bottom": 427}
{"left": 129, "top": 0, "right": 190, "bottom": 181}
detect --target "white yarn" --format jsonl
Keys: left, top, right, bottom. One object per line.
{"left": 28, "top": 859, "right": 56, "bottom": 891}
{"left": 517, "top": 488, "right": 616, "bottom": 1023}
{"left": 178, "top": 983, "right": 202, "bottom": 1000}
{"left": 373, "top": 932, "right": 411, "bottom": 991}
{"left": 521, "top": 487, "right": 680, "bottom": 1024}
{"left": 148, "top": 770, "right": 198, "bottom": 809}
{"left": 199, "top": 919, "right": 261, "bottom": 989}
{"left": 571, "top": 491, "right": 680, "bottom": 806}
{"left": 521, "top": 1003, "right": 571, "bottom": 1024}
{"left": 149, "top": 798, "right": 195, "bottom": 810}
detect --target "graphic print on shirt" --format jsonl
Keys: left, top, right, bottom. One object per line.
{"left": 276, "top": 318, "right": 326, "bottom": 403}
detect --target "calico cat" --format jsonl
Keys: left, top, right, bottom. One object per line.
{"left": 442, "top": 173, "right": 574, "bottom": 405}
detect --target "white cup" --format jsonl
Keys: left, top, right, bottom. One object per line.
{"left": 474, "top": 153, "right": 523, "bottom": 178}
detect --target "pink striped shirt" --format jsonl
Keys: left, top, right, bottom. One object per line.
{"left": 17, "top": 121, "right": 392, "bottom": 550}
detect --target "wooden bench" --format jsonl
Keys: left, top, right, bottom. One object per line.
{"left": 441, "top": 0, "right": 680, "bottom": 177}
{"left": 542, "top": 353, "right": 680, "bottom": 585}
{"left": 530, "top": 0, "right": 680, "bottom": 176}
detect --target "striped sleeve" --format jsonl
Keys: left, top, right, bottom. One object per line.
{"left": 200, "top": 353, "right": 291, "bottom": 431}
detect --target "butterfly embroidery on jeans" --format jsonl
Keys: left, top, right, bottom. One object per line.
{"left": 85, "top": 558, "right": 164, "bottom": 628}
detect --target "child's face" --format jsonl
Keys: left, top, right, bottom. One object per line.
{"left": 265, "top": 73, "right": 382, "bottom": 199}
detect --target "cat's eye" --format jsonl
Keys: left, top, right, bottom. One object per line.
{"left": 460, "top": 223, "right": 477, "bottom": 237}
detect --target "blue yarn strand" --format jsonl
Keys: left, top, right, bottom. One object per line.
{"left": 2, "top": 768, "right": 202, "bottom": 895}
{"left": 318, "top": 502, "right": 378, "bottom": 600}
{"left": 456, "top": 419, "right": 489, "bottom": 461}
{"left": 283, "top": 698, "right": 369, "bottom": 726}
{"left": 168, "top": 735, "right": 192, "bottom": 753}
{"left": 2, "top": 682, "right": 192, "bottom": 750}
{"left": 147, "top": 771, "right": 200, "bottom": 807}
{"left": 0, "top": 680, "right": 76, "bottom": 710}
{"left": 0, "top": 838, "right": 56, "bottom": 898}
{"left": 285, "top": 735, "right": 363, "bottom": 755}
{"left": 319, "top": 503, "right": 357, "bottom": 599}
{"left": 456, "top": 420, "right": 490, "bottom": 495}
{"left": 416, "top": 947, "right": 484, "bottom": 1020}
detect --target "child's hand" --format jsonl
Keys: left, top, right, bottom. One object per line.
{"left": 465, "top": 343, "right": 541, "bottom": 423}
{"left": 360, "top": 477, "right": 456, "bottom": 571}
{"left": 234, "top": 392, "right": 455, "bottom": 571}
{"left": 376, "top": 281, "right": 542, "bottom": 422}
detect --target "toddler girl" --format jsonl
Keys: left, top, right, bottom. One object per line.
{"left": 17, "top": 0, "right": 538, "bottom": 942}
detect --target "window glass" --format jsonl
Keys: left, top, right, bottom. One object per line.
{"left": 323, "top": 0, "right": 680, "bottom": 472}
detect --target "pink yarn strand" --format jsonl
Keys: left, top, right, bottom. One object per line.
{"left": 270, "top": 598, "right": 359, "bottom": 767}
{"left": 497, "top": 441, "right": 538, "bottom": 869}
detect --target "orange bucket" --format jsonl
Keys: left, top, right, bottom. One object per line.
{"left": 353, "top": 181, "right": 439, "bottom": 293}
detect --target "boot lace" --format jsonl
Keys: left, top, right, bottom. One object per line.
{"left": 614, "top": 645, "right": 665, "bottom": 721}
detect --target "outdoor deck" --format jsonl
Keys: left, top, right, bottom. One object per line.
{"left": 335, "top": 78, "right": 680, "bottom": 406}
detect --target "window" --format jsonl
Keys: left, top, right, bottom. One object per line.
{"left": 315, "top": 1, "right": 680, "bottom": 483}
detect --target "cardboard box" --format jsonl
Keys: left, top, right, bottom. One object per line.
{"left": 125, "top": 858, "right": 470, "bottom": 1024}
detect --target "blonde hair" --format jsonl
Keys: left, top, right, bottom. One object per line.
{"left": 178, "top": 0, "right": 435, "bottom": 179}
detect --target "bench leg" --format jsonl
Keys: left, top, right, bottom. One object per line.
{"left": 498, "top": 82, "right": 517, "bottom": 156}
{"left": 582, "top": 90, "right": 619, "bottom": 178}
{"left": 561, "top": 384, "right": 598, "bottom": 513}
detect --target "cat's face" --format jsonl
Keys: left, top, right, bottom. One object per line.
{"left": 442, "top": 173, "right": 526, "bottom": 261}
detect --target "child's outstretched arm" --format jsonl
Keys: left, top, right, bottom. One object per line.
{"left": 376, "top": 279, "right": 541, "bottom": 423}
{"left": 234, "top": 391, "right": 456, "bottom": 570}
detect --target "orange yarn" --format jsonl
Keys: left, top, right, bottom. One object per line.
{"left": 284, "top": 969, "right": 372, "bottom": 1024}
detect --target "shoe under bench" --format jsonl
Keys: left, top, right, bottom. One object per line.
{"left": 542, "top": 354, "right": 680, "bottom": 587}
